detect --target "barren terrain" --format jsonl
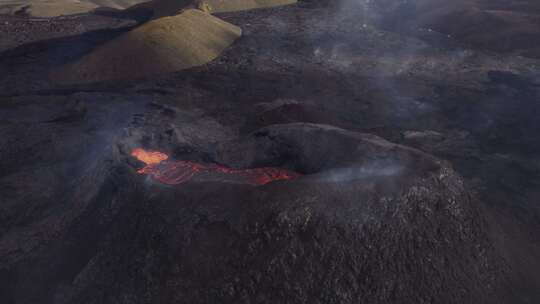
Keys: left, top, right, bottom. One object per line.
{"left": 1, "top": 1, "right": 540, "bottom": 303}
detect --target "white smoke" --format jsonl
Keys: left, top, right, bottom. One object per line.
{"left": 314, "top": 161, "right": 403, "bottom": 183}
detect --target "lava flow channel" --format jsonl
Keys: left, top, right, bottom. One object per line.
{"left": 131, "top": 148, "right": 300, "bottom": 185}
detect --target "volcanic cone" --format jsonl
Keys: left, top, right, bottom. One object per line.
{"left": 52, "top": 8, "right": 241, "bottom": 84}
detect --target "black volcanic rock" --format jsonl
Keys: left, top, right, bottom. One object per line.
{"left": 215, "top": 123, "right": 441, "bottom": 174}
{"left": 2, "top": 0, "right": 540, "bottom": 303}
{"left": 373, "top": 0, "right": 540, "bottom": 58}
{"left": 0, "top": 106, "right": 503, "bottom": 303}
{"left": 65, "top": 168, "right": 499, "bottom": 304}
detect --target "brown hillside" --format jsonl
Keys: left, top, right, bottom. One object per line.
{"left": 51, "top": 9, "right": 241, "bottom": 84}
{"left": 0, "top": 0, "right": 148, "bottom": 17}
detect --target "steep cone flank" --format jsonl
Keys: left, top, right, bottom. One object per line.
{"left": 128, "top": 0, "right": 297, "bottom": 19}
{"left": 51, "top": 9, "right": 241, "bottom": 84}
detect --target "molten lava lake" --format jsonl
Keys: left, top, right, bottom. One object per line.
{"left": 131, "top": 148, "right": 301, "bottom": 186}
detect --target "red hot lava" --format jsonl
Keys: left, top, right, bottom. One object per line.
{"left": 131, "top": 148, "right": 300, "bottom": 185}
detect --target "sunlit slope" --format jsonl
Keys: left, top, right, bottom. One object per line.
{"left": 51, "top": 9, "right": 241, "bottom": 83}
{"left": 0, "top": 0, "right": 98, "bottom": 17}
{"left": 0, "top": 0, "right": 148, "bottom": 17}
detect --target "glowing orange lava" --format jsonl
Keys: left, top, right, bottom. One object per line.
{"left": 131, "top": 148, "right": 300, "bottom": 186}
{"left": 131, "top": 148, "right": 169, "bottom": 166}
